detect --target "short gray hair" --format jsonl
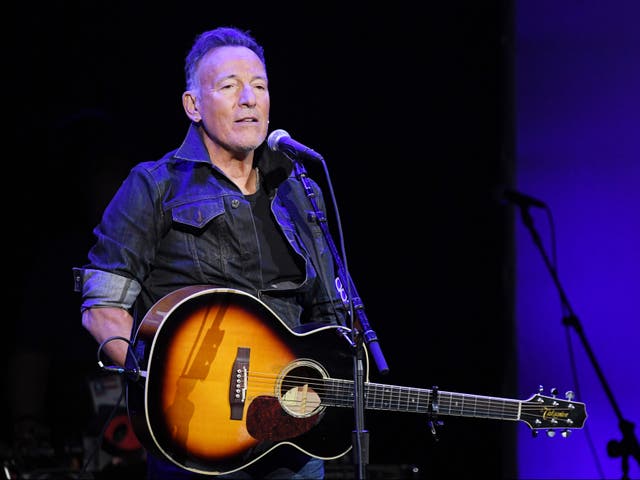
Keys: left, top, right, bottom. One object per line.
{"left": 184, "top": 26, "right": 266, "bottom": 91}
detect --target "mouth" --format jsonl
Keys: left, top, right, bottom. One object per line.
{"left": 236, "top": 116, "right": 259, "bottom": 123}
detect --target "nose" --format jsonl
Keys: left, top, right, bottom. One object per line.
{"left": 239, "top": 84, "right": 257, "bottom": 107}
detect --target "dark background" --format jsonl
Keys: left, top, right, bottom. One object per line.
{"left": 2, "top": 1, "right": 517, "bottom": 478}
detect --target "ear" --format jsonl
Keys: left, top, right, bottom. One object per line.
{"left": 182, "top": 91, "right": 201, "bottom": 122}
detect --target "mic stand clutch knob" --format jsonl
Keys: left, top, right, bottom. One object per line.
{"left": 427, "top": 386, "right": 444, "bottom": 442}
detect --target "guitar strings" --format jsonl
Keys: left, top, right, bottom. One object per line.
{"left": 241, "top": 371, "right": 578, "bottom": 423}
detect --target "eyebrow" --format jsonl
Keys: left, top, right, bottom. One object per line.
{"left": 217, "top": 72, "right": 268, "bottom": 82}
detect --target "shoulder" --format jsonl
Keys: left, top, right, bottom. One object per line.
{"left": 127, "top": 150, "right": 211, "bottom": 186}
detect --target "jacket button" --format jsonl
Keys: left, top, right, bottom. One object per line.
{"left": 231, "top": 199, "right": 240, "bottom": 208}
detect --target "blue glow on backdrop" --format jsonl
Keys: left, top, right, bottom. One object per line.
{"left": 516, "top": 1, "right": 640, "bottom": 479}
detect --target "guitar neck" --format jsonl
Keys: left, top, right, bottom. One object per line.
{"left": 324, "top": 380, "right": 521, "bottom": 422}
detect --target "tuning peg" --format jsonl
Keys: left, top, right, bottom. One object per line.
{"left": 561, "top": 429, "right": 571, "bottom": 438}
{"left": 531, "top": 430, "right": 539, "bottom": 438}
{"left": 538, "top": 385, "right": 544, "bottom": 393}
{"left": 546, "top": 430, "right": 556, "bottom": 438}
{"left": 565, "top": 390, "right": 575, "bottom": 401}
{"left": 550, "top": 387, "right": 558, "bottom": 397}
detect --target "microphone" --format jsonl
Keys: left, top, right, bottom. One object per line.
{"left": 267, "top": 129, "right": 324, "bottom": 162}
{"left": 501, "top": 188, "right": 547, "bottom": 209}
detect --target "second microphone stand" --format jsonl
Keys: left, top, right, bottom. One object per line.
{"left": 517, "top": 204, "right": 639, "bottom": 479}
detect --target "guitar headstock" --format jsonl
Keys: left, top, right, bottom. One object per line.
{"left": 520, "top": 389, "right": 587, "bottom": 437}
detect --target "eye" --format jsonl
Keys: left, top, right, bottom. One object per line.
{"left": 252, "top": 80, "right": 268, "bottom": 91}
{"left": 218, "top": 78, "right": 240, "bottom": 91}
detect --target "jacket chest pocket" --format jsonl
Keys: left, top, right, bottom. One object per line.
{"left": 169, "top": 197, "right": 254, "bottom": 273}
{"left": 171, "top": 198, "right": 225, "bottom": 229}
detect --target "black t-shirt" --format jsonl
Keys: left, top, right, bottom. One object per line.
{"left": 245, "top": 186, "right": 303, "bottom": 287}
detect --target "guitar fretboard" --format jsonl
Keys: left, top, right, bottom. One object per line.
{"left": 322, "top": 379, "right": 521, "bottom": 421}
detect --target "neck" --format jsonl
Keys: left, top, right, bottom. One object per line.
{"left": 231, "top": 166, "right": 259, "bottom": 195}
{"left": 206, "top": 149, "right": 258, "bottom": 195}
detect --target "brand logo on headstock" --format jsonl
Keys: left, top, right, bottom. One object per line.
{"left": 542, "top": 407, "right": 569, "bottom": 419}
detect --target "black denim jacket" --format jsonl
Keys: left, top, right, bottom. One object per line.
{"left": 74, "top": 123, "right": 345, "bottom": 332}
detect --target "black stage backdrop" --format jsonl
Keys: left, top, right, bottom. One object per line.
{"left": 3, "top": 1, "right": 516, "bottom": 478}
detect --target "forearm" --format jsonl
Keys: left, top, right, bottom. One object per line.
{"left": 82, "top": 307, "right": 133, "bottom": 366}
{"left": 74, "top": 268, "right": 141, "bottom": 366}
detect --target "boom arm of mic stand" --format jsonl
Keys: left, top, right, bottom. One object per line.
{"left": 292, "top": 159, "right": 389, "bottom": 375}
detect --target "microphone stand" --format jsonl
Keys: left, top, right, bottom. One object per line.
{"left": 517, "top": 204, "right": 640, "bottom": 479}
{"left": 290, "top": 157, "right": 389, "bottom": 480}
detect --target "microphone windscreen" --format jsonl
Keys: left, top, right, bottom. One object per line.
{"left": 267, "top": 129, "right": 290, "bottom": 151}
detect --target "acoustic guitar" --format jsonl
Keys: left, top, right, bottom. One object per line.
{"left": 125, "top": 285, "right": 587, "bottom": 476}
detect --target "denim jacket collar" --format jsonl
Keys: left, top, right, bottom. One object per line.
{"left": 173, "top": 122, "right": 295, "bottom": 190}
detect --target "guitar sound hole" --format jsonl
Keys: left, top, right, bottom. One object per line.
{"left": 277, "top": 360, "right": 327, "bottom": 418}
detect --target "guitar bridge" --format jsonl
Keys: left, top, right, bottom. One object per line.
{"left": 229, "top": 347, "right": 250, "bottom": 420}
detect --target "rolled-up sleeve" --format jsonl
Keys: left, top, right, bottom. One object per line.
{"left": 73, "top": 267, "right": 141, "bottom": 311}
